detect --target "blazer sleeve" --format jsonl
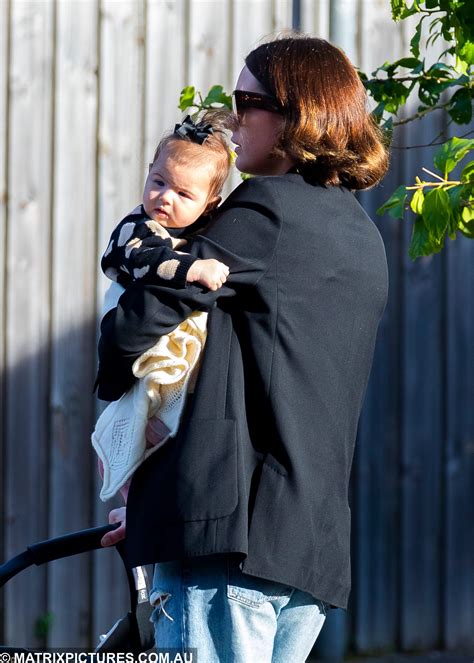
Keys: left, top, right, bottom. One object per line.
{"left": 96, "top": 177, "right": 283, "bottom": 400}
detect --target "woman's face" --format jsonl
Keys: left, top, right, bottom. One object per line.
{"left": 232, "top": 66, "right": 294, "bottom": 176}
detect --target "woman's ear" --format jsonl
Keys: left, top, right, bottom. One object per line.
{"left": 204, "top": 196, "right": 221, "bottom": 215}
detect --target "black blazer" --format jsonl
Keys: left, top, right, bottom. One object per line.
{"left": 97, "top": 173, "right": 388, "bottom": 609}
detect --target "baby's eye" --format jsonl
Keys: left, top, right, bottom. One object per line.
{"left": 178, "top": 191, "right": 191, "bottom": 198}
{"left": 154, "top": 179, "right": 165, "bottom": 186}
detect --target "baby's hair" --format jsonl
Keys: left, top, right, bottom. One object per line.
{"left": 152, "top": 111, "right": 233, "bottom": 200}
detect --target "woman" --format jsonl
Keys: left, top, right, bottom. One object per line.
{"left": 97, "top": 35, "right": 389, "bottom": 662}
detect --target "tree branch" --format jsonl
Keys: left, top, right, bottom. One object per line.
{"left": 427, "top": 118, "right": 455, "bottom": 146}
{"left": 366, "top": 73, "right": 455, "bottom": 84}
{"left": 390, "top": 129, "right": 474, "bottom": 150}
{"left": 392, "top": 101, "right": 452, "bottom": 126}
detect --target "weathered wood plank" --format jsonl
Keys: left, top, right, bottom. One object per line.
{"left": 351, "top": 170, "right": 403, "bottom": 654}
{"left": 96, "top": 0, "right": 146, "bottom": 312}
{"left": 93, "top": 0, "right": 147, "bottom": 644}
{"left": 314, "top": 4, "right": 403, "bottom": 658}
{"left": 187, "top": 0, "right": 233, "bottom": 193}
{"left": 349, "top": 2, "right": 407, "bottom": 654}
{"left": 230, "top": 0, "right": 291, "bottom": 193}
{"left": 271, "top": 0, "right": 292, "bottom": 31}
{"left": 144, "top": 0, "right": 187, "bottom": 164}
{"left": 232, "top": 0, "right": 292, "bottom": 86}
{"left": 399, "top": 112, "right": 445, "bottom": 650}
{"left": 188, "top": 0, "right": 231, "bottom": 97}
{"left": 301, "top": 0, "right": 330, "bottom": 39}
{"left": 4, "top": 0, "right": 54, "bottom": 648}
{"left": 0, "top": 0, "right": 9, "bottom": 645}
{"left": 357, "top": 0, "right": 408, "bottom": 71}
{"left": 444, "top": 222, "right": 474, "bottom": 648}
{"left": 48, "top": 0, "right": 99, "bottom": 648}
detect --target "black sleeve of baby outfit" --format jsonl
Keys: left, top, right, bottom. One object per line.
{"left": 101, "top": 212, "right": 197, "bottom": 288}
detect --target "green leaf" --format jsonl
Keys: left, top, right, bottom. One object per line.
{"left": 438, "top": 0, "right": 451, "bottom": 11}
{"left": 378, "top": 60, "right": 395, "bottom": 74}
{"left": 418, "top": 78, "right": 451, "bottom": 105}
{"left": 458, "top": 218, "right": 474, "bottom": 238}
{"left": 447, "top": 184, "right": 464, "bottom": 236}
{"left": 391, "top": 0, "right": 422, "bottom": 19}
{"left": 178, "top": 86, "right": 196, "bottom": 112}
{"left": 425, "top": 62, "right": 453, "bottom": 75}
{"left": 461, "top": 161, "right": 474, "bottom": 183}
{"left": 422, "top": 187, "right": 450, "bottom": 243}
{"left": 454, "top": 55, "right": 469, "bottom": 75}
{"left": 377, "top": 185, "right": 408, "bottom": 219}
{"left": 447, "top": 183, "right": 464, "bottom": 211}
{"left": 394, "top": 57, "right": 423, "bottom": 70}
{"left": 425, "top": 0, "right": 439, "bottom": 8}
{"left": 410, "top": 188, "right": 424, "bottom": 214}
{"left": 448, "top": 88, "right": 473, "bottom": 124}
{"left": 202, "top": 85, "right": 232, "bottom": 109}
{"left": 458, "top": 40, "right": 474, "bottom": 65}
{"left": 461, "top": 203, "right": 474, "bottom": 223}
{"left": 371, "top": 101, "right": 386, "bottom": 122}
{"left": 447, "top": 214, "right": 458, "bottom": 239}
{"left": 409, "top": 216, "right": 431, "bottom": 259}
{"left": 434, "top": 137, "right": 474, "bottom": 176}
{"left": 391, "top": 0, "right": 408, "bottom": 21}
{"left": 35, "top": 612, "right": 54, "bottom": 639}
{"left": 410, "top": 20, "right": 423, "bottom": 58}
{"left": 383, "top": 116, "right": 394, "bottom": 136}
{"left": 384, "top": 80, "right": 413, "bottom": 112}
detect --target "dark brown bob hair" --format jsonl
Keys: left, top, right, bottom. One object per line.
{"left": 245, "top": 35, "right": 389, "bottom": 189}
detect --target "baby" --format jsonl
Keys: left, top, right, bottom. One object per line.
{"left": 102, "top": 114, "right": 231, "bottom": 295}
{"left": 93, "top": 114, "right": 233, "bottom": 502}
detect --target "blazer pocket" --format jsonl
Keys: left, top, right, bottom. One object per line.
{"left": 158, "top": 417, "right": 238, "bottom": 523}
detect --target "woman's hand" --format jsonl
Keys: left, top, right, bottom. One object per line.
{"left": 101, "top": 506, "right": 126, "bottom": 547}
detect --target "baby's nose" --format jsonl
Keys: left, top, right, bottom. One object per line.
{"left": 159, "top": 187, "right": 174, "bottom": 204}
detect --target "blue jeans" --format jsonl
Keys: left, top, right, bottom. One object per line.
{"left": 150, "top": 555, "right": 327, "bottom": 663}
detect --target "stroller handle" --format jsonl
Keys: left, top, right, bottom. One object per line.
{"left": 0, "top": 523, "right": 120, "bottom": 587}
{"left": 28, "top": 523, "right": 121, "bottom": 564}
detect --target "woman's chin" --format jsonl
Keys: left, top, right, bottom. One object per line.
{"left": 235, "top": 154, "right": 256, "bottom": 176}
{"left": 234, "top": 153, "right": 245, "bottom": 170}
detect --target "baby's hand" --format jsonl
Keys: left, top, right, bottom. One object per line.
{"left": 187, "top": 259, "right": 230, "bottom": 291}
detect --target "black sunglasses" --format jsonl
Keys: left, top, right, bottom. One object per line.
{"left": 232, "top": 90, "right": 283, "bottom": 115}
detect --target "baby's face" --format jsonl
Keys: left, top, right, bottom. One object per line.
{"left": 143, "top": 144, "right": 217, "bottom": 228}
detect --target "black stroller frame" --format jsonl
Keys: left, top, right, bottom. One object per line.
{"left": 0, "top": 524, "right": 155, "bottom": 654}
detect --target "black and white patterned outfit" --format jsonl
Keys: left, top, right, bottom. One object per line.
{"left": 101, "top": 205, "right": 201, "bottom": 288}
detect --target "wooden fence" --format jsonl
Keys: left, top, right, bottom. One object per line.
{"left": 0, "top": 0, "right": 472, "bottom": 657}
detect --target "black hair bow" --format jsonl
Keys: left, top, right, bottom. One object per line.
{"left": 174, "top": 115, "right": 214, "bottom": 145}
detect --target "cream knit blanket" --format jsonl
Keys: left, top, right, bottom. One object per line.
{"left": 92, "top": 282, "right": 207, "bottom": 501}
